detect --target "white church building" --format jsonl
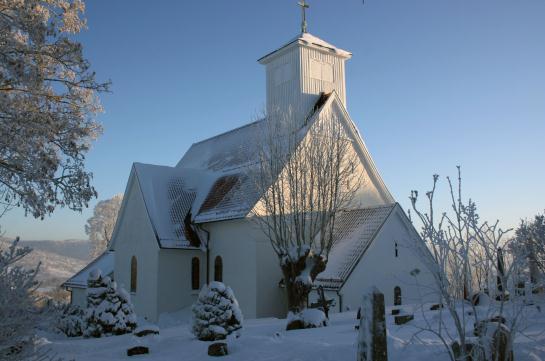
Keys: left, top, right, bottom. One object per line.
{"left": 65, "top": 29, "right": 435, "bottom": 322}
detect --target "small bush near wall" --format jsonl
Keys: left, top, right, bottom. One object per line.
{"left": 191, "top": 282, "right": 243, "bottom": 341}
{"left": 83, "top": 270, "right": 137, "bottom": 337}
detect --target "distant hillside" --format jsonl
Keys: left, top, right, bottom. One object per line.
{"left": 0, "top": 238, "right": 93, "bottom": 291}
{"left": 17, "top": 239, "right": 92, "bottom": 261}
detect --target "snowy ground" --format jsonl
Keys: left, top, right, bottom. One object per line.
{"left": 40, "top": 300, "right": 545, "bottom": 361}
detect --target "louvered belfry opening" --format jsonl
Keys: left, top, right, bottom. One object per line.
{"left": 191, "top": 257, "right": 200, "bottom": 290}
{"left": 130, "top": 256, "right": 137, "bottom": 293}
{"left": 214, "top": 256, "right": 223, "bottom": 282}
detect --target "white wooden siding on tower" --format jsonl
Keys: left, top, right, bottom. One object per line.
{"left": 265, "top": 49, "right": 302, "bottom": 119}
{"left": 260, "top": 33, "right": 351, "bottom": 124}
{"left": 300, "top": 46, "right": 347, "bottom": 108}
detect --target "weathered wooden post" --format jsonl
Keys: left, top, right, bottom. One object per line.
{"left": 497, "top": 247, "right": 505, "bottom": 292}
{"left": 357, "top": 287, "right": 388, "bottom": 361}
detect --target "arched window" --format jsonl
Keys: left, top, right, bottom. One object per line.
{"left": 394, "top": 286, "right": 402, "bottom": 306}
{"left": 130, "top": 256, "right": 137, "bottom": 293}
{"left": 214, "top": 256, "right": 223, "bottom": 282}
{"left": 191, "top": 257, "right": 200, "bottom": 290}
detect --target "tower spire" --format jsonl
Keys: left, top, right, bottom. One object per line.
{"left": 298, "top": 0, "right": 309, "bottom": 33}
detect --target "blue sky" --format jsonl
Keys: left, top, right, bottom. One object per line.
{"left": 3, "top": 0, "right": 545, "bottom": 240}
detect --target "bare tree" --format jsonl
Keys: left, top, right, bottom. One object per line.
{"left": 85, "top": 194, "right": 122, "bottom": 258}
{"left": 251, "top": 108, "right": 363, "bottom": 321}
{"left": 408, "top": 167, "right": 527, "bottom": 361}
{"left": 0, "top": 0, "right": 110, "bottom": 222}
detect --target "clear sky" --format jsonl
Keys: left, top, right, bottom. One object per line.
{"left": 3, "top": 0, "right": 544, "bottom": 241}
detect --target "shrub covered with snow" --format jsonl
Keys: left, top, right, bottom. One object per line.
{"left": 83, "top": 270, "right": 137, "bottom": 338}
{"left": 57, "top": 305, "right": 85, "bottom": 337}
{"left": 286, "top": 308, "right": 328, "bottom": 330}
{"left": 0, "top": 238, "right": 40, "bottom": 355}
{"left": 191, "top": 282, "right": 243, "bottom": 341}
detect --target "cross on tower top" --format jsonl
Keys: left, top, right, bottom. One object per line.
{"left": 298, "top": 0, "right": 309, "bottom": 33}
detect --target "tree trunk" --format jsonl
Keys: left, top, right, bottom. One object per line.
{"left": 527, "top": 242, "right": 541, "bottom": 285}
{"left": 281, "top": 249, "right": 326, "bottom": 314}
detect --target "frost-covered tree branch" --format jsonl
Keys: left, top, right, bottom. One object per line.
{"left": 511, "top": 212, "right": 545, "bottom": 287}
{"left": 85, "top": 194, "right": 122, "bottom": 258}
{"left": 0, "top": 0, "right": 110, "bottom": 221}
{"left": 409, "top": 167, "right": 526, "bottom": 361}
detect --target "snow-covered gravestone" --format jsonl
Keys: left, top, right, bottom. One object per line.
{"left": 192, "top": 282, "right": 243, "bottom": 341}
{"left": 84, "top": 269, "right": 137, "bottom": 338}
{"left": 357, "top": 287, "right": 387, "bottom": 361}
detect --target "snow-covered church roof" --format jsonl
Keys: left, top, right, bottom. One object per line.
{"left": 258, "top": 32, "right": 352, "bottom": 63}
{"left": 176, "top": 119, "right": 266, "bottom": 223}
{"left": 63, "top": 251, "right": 114, "bottom": 289}
{"left": 316, "top": 204, "right": 396, "bottom": 290}
{"left": 132, "top": 163, "right": 199, "bottom": 249}
{"left": 113, "top": 90, "right": 393, "bottom": 251}
{"left": 130, "top": 95, "right": 334, "bottom": 247}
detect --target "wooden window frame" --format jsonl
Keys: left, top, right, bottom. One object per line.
{"left": 214, "top": 256, "right": 223, "bottom": 282}
{"left": 191, "top": 257, "right": 200, "bottom": 290}
{"left": 130, "top": 256, "right": 137, "bottom": 293}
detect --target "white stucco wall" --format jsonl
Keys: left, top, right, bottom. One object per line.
{"left": 256, "top": 235, "right": 287, "bottom": 318}
{"left": 70, "top": 288, "right": 87, "bottom": 308}
{"left": 204, "top": 218, "right": 287, "bottom": 319}
{"left": 205, "top": 219, "right": 259, "bottom": 318}
{"left": 157, "top": 248, "right": 205, "bottom": 314}
{"left": 112, "top": 174, "right": 160, "bottom": 322}
{"left": 338, "top": 207, "right": 436, "bottom": 311}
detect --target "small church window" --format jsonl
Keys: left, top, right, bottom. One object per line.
{"left": 214, "top": 256, "right": 223, "bottom": 282}
{"left": 395, "top": 242, "right": 399, "bottom": 258}
{"left": 394, "top": 286, "right": 402, "bottom": 306}
{"left": 191, "top": 257, "right": 200, "bottom": 290}
{"left": 130, "top": 256, "right": 137, "bottom": 293}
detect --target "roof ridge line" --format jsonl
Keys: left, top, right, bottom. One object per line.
{"left": 190, "top": 118, "right": 265, "bottom": 147}
{"left": 341, "top": 203, "right": 396, "bottom": 212}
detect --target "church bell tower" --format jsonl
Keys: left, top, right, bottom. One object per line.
{"left": 258, "top": 1, "right": 352, "bottom": 123}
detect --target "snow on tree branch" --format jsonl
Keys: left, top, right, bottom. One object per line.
{"left": 0, "top": 0, "right": 110, "bottom": 221}
{"left": 85, "top": 194, "right": 122, "bottom": 258}
{"left": 250, "top": 107, "right": 363, "bottom": 320}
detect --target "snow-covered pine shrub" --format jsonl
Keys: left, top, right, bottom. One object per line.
{"left": 192, "top": 282, "right": 243, "bottom": 341}
{"left": 57, "top": 305, "right": 85, "bottom": 337}
{"left": 287, "top": 308, "right": 328, "bottom": 330}
{"left": 83, "top": 269, "right": 137, "bottom": 338}
{"left": 0, "top": 238, "right": 40, "bottom": 355}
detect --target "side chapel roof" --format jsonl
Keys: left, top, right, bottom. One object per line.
{"left": 62, "top": 251, "right": 115, "bottom": 289}
{"left": 315, "top": 203, "right": 397, "bottom": 290}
